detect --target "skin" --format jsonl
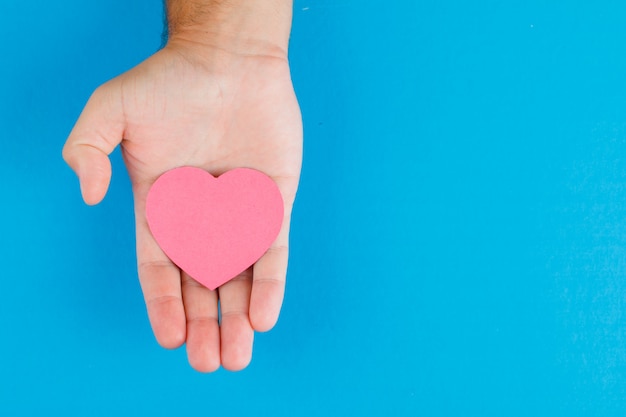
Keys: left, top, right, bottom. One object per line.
{"left": 62, "top": 0, "right": 301, "bottom": 372}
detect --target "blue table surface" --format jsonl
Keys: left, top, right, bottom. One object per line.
{"left": 2, "top": 1, "right": 626, "bottom": 415}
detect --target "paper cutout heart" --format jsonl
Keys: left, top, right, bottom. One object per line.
{"left": 145, "top": 167, "right": 283, "bottom": 290}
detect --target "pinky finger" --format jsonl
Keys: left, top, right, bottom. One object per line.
{"left": 250, "top": 211, "right": 291, "bottom": 332}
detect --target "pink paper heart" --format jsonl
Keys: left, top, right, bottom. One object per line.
{"left": 145, "top": 167, "right": 283, "bottom": 290}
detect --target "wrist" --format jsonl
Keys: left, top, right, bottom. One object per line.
{"left": 165, "top": 0, "right": 293, "bottom": 59}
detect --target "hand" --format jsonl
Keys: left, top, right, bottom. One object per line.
{"left": 62, "top": 35, "right": 302, "bottom": 371}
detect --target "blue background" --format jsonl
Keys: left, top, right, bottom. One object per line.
{"left": 2, "top": 0, "right": 626, "bottom": 415}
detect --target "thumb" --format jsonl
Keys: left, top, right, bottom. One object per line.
{"left": 62, "top": 82, "right": 125, "bottom": 205}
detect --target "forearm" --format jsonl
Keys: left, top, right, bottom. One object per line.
{"left": 165, "top": 0, "right": 293, "bottom": 57}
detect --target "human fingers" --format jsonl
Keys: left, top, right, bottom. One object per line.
{"left": 62, "top": 82, "right": 125, "bottom": 205}
{"left": 134, "top": 183, "right": 187, "bottom": 349}
{"left": 249, "top": 205, "right": 292, "bottom": 332}
{"left": 181, "top": 271, "right": 221, "bottom": 373}
{"left": 217, "top": 268, "right": 254, "bottom": 371}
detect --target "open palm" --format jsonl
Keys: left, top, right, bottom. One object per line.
{"left": 63, "top": 41, "right": 302, "bottom": 372}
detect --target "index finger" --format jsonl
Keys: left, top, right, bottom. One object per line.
{"left": 133, "top": 182, "right": 187, "bottom": 349}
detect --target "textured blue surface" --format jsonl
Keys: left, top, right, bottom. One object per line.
{"left": 2, "top": 0, "right": 626, "bottom": 415}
